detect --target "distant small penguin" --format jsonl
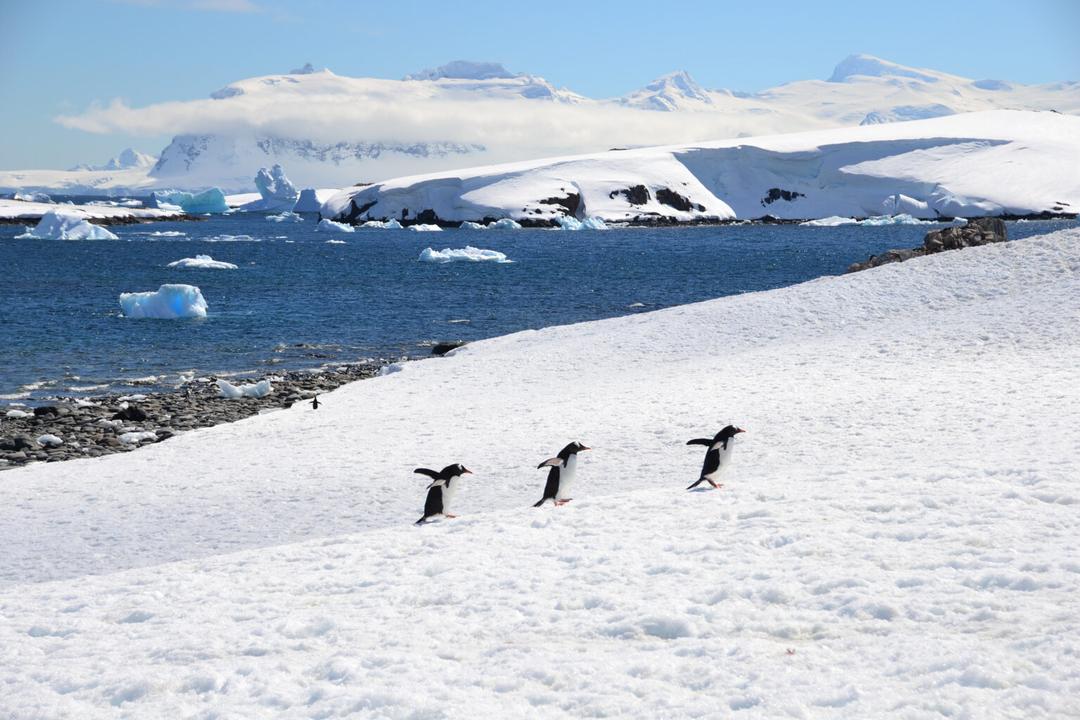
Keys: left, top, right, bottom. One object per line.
{"left": 414, "top": 463, "right": 473, "bottom": 524}
{"left": 534, "top": 441, "right": 591, "bottom": 507}
{"left": 686, "top": 425, "right": 745, "bottom": 490}
{"left": 310, "top": 394, "right": 320, "bottom": 410}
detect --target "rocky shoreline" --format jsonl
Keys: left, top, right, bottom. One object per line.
{"left": 0, "top": 362, "right": 386, "bottom": 471}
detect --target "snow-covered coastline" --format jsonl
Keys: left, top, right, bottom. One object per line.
{"left": 1, "top": 227, "right": 1077, "bottom": 716}
{"left": 0, "top": 198, "right": 189, "bottom": 224}
{"left": 324, "top": 110, "right": 1080, "bottom": 226}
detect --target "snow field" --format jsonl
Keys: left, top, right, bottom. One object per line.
{"left": 0, "top": 229, "right": 1078, "bottom": 716}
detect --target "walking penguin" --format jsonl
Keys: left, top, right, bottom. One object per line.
{"left": 414, "top": 464, "right": 473, "bottom": 524}
{"left": 310, "top": 394, "right": 320, "bottom": 410}
{"left": 686, "top": 425, "right": 745, "bottom": 490}
{"left": 533, "top": 441, "right": 590, "bottom": 507}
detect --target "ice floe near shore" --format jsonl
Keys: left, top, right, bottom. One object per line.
{"left": 15, "top": 210, "right": 119, "bottom": 240}
{"left": 166, "top": 254, "right": 237, "bottom": 270}
{"left": 217, "top": 378, "right": 272, "bottom": 398}
{"left": 315, "top": 218, "right": 354, "bottom": 233}
{"left": 800, "top": 213, "right": 940, "bottom": 227}
{"left": 118, "top": 284, "right": 208, "bottom": 319}
{"left": 419, "top": 246, "right": 512, "bottom": 263}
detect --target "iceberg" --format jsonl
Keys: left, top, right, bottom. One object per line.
{"left": 859, "top": 214, "right": 933, "bottom": 226}
{"left": 316, "top": 218, "right": 355, "bottom": 233}
{"left": 800, "top": 216, "right": 858, "bottom": 227}
{"left": 13, "top": 192, "right": 52, "bottom": 203}
{"left": 555, "top": 216, "right": 608, "bottom": 230}
{"left": 166, "top": 255, "right": 238, "bottom": 270}
{"left": 409, "top": 224, "right": 443, "bottom": 232}
{"left": 150, "top": 188, "right": 229, "bottom": 214}
{"left": 487, "top": 218, "right": 521, "bottom": 230}
{"left": 266, "top": 211, "right": 304, "bottom": 223}
{"left": 292, "top": 188, "right": 322, "bottom": 213}
{"left": 459, "top": 221, "right": 487, "bottom": 230}
{"left": 217, "top": 378, "right": 272, "bottom": 399}
{"left": 119, "top": 284, "right": 208, "bottom": 319}
{"left": 419, "top": 246, "right": 512, "bottom": 263}
{"left": 240, "top": 164, "right": 299, "bottom": 212}
{"left": 17, "top": 210, "right": 119, "bottom": 240}
{"left": 361, "top": 219, "right": 403, "bottom": 229}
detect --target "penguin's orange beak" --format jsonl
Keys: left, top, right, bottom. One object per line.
{"left": 462, "top": 468, "right": 473, "bottom": 474}
{"left": 581, "top": 446, "right": 591, "bottom": 451}
{"left": 736, "top": 428, "right": 746, "bottom": 434}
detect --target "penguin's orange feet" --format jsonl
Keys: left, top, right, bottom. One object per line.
{"left": 445, "top": 514, "right": 458, "bottom": 518}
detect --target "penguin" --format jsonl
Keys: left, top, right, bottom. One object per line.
{"left": 414, "top": 463, "right": 472, "bottom": 524}
{"left": 310, "top": 394, "right": 320, "bottom": 410}
{"left": 686, "top": 425, "right": 745, "bottom": 490}
{"left": 534, "top": 441, "right": 590, "bottom": 507}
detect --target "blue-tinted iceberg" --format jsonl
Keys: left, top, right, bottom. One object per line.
{"left": 17, "top": 210, "right": 119, "bottom": 240}
{"left": 292, "top": 188, "right": 322, "bottom": 213}
{"left": 460, "top": 221, "right": 487, "bottom": 230}
{"left": 240, "top": 164, "right": 299, "bottom": 212}
{"left": 408, "top": 224, "right": 442, "bottom": 232}
{"left": 361, "top": 219, "right": 403, "bottom": 229}
{"left": 119, "top": 284, "right": 208, "bottom": 319}
{"left": 487, "top": 218, "right": 521, "bottom": 230}
{"left": 151, "top": 188, "right": 229, "bottom": 214}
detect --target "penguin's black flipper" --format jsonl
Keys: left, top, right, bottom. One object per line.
{"left": 686, "top": 438, "right": 713, "bottom": 447}
{"left": 534, "top": 466, "right": 560, "bottom": 507}
{"left": 414, "top": 467, "right": 441, "bottom": 480}
{"left": 537, "top": 457, "right": 562, "bottom": 469}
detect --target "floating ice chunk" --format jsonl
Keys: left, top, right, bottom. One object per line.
{"left": 555, "top": 215, "right": 609, "bottom": 230}
{"left": 409, "top": 224, "right": 443, "bottom": 232}
{"left": 487, "top": 218, "right": 522, "bottom": 230}
{"left": 316, "top": 218, "right": 355, "bottom": 233}
{"left": 14, "top": 191, "right": 52, "bottom": 203}
{"left": 202, "top": 234, "right": 259, "bottom": 242}
{"left": 166, "top": 255, "right": 238, "bottom": 270}
{"left": 419, "top": 246, "right": 512, "bottom": 263}
{"left": 119, "top": 284, "right": 208, "bottom": 319}
{"left": 459, "top": 221, "right": 487, "bottom": 230}
{"left": 118, "top": 431, "right": 157, "bottom": 444}
{"left": 859, "top": 214, "right": 933, "bottom": 226}
{"left": 361, "top": 219, "right": 403, "bottom": 229}
{"left": 266, "top": 211, "right": 304, "bottom": 223}
{"left": 36, "top": 434, "right": 63, "bottom": 447}
{"left": 17, "top": 211, "right": 119, "bottom": 240}
{"left": 217, "top": 378, "right": 272, "bottom": 398}
{"left": 292, "top": 188, "right": 322, "bottom": 213}
{"left": 325, "top": 239, "right": 346, "bottom": 244}
{"left": 150, "top": 188, "right": 229, "bottom": 214}
{"left": 800, "top": 216, "right": 858, "bottom": 227}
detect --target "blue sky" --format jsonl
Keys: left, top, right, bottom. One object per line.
{"left": 1, "top": 0, "right": 1077, "bottom": 170}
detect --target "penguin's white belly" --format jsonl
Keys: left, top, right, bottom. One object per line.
{"left": 556, "top": 456, "right": 577, "bottom": 500}
{"left": 441, "top": 480, "right": 461, "bottom": 514}
{"left": 704, "top": 443, "right": 735, "bottom": 480}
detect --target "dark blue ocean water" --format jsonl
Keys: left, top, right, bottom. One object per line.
{"left": 1, "top": 211, "right": 1073, "bottom": 402}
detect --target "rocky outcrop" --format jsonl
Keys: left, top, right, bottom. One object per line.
{"left": 847, "top": 217, "right": 1007, "bottom": 273}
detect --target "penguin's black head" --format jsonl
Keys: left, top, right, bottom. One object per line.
{"left": 443, "top": 463, "right": 472, "bottom": 478}
{"left": 560, "top": 441, "right": 591, "bottom": 458}
{"left": 717, "top": 425, "right": 746, "bottom": 440}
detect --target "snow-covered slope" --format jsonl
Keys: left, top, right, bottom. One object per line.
{"left": 324, "top": 110, "right": 1080, "bottom": 224}
{"left": 69, "top": 147, "right": 157, "bottom": 172}
{"left": 5, "top": 55, "right": 1076, "bottom": 194}
{"left": 1, "top": 228, "right": 1078, "bottom": 716}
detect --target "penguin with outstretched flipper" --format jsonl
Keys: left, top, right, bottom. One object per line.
{"left": 533, "top": 441, "right": 590, "bottom": 507}
{"left": 415, "top": 464, "right": 472, "bottom": 524}
{"left": 686, "top": 426, "right": 745, "bottom": 490}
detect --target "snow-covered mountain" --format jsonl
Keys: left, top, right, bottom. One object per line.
{"left": 3, "top": 55, "right": 1078, "bottom": 194}
{"left": 324, "top": 110, "right": 1080, "bottom": 224}
{"left": 68, "top": 147, "right": 157, "bottom": 172}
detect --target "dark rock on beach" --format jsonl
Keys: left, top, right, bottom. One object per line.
{"left": 847, "top": 217, "right": 1008, "bottom": 273}
{"left": 0, "top": 361, "right": 386, "bottom": 471}
{"left": 431, "top": 341, "right": 466, "bottom": 356}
